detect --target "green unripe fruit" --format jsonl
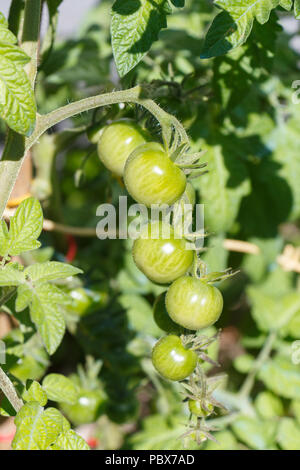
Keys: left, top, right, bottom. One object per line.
{"left": 166, "top": 276, "right": 223, "bottom": 330}
{"left": 97, "top": 120, "right": 148, "bottom": 176}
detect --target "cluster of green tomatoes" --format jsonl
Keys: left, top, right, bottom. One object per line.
{"left": 95, "top": 120, "right": 224, "bottom": 421}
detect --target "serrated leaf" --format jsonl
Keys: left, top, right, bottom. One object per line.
{"left": 279, "top": 0, "right": 292, "bottom": 9}
{"left": 0, "top": 43, "right": 30, "bottom": 66}
{"left": 0, "top": 51, "right": 36, "bottom": 136}
{"left": 42, "top": 374, "right": 79, "bottom": 404}
{"left": 277, "top": 418, "right": 300, "bottom": 450}
{"left": 193, "top": 141, "right": 250, "bottom": 232}
{"left": 51, "top": 429, "right": 90, "bottom": 450}
{"left": 201, "top": 0, "right": 281, "bottom": 58}
{"left": 231, "top": 415, "right": 277, "bottom": 450}
{"left": 0, "top": 12, "right": 17, "bottom": 44}
{"left": 15, "top": 283, "right": 33, "bottom": 311}
{"left": 29, "top": 283, "right": 66, "bottom": 355}
{"left": 23, "top": 381, "right": 48, "bottom": 406}
{"left": 0, "top": 263, "right": 25, "bottom": 286}
{"left": 295, "top": 0, "right": 300, "bottom": 18}
{"left": 7, "top": 197, "right": 43, "bottom": 256}
{"left": 111, "top": 0, "right": 169, "bottom": 77}
{"left": 0, "top": 219, "right": 9, "bottom": 256}
{"left": 259, "top": 356, "right": 300, "bottom": 399}
{"left": 12, "top": 403, "right": 66, "bottom": 450}
{"left": 25, "top": 262, "right": 82, "bottom": 283}
{"left": 247, "top": 287, "right": 300, "bottom": 332}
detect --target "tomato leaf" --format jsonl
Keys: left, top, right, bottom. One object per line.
{"left": 12, "top": 403, "right": 67, "bottom": 450}
{"left": 50, "top": 429, "right": 90, "bottom": 450}
{"left": 259, "top": 356, "right": 300, "bottom": 399}
{"left": 25, "top": 262, "right": 82, "bottom": 283}
{"left": 295, "top": 0, "right": 300, "bottom": 18}
{"left": 7, "top": 197, "right": 43, "bottom": 256}
{"left": 201, "top": 0, "right": 282, "bottom": 58}
{"left": 0, "top": 12, "right": 36, "bottom": 135}
{"left": 111, "top": 0, "right": 170, "bottom": 77}
{"left": 23, "top": 381, "right": 48, "bottom": 406}
{"left": 42, "top": 374, "right": 79, "bottom": 405}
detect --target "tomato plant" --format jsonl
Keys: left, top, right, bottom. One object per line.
{"left": 0, "top": 0, "right": 300, "bottom": 453}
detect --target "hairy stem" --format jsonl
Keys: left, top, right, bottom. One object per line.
{"left": 0, "top": 367, "right": 23, "bottom": 413}
{"left": 0, "top": 85, "right": 188, "bottom": 219}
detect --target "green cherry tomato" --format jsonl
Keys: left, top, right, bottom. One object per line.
{"left": 153, "top": 293, "right": 184, "bottom": 334}
{"left": 124, "top": 142, "right": 186, "bottom": 207}
{"left": 61, "top": 388, "right": 107, "bottom": 426}
{"left": 70, "top": 288, "right": 93, "bottom": 316}
{"left": 133, "top": 222, "right": 193, "bottom": 284}
{"left": 152, "top": 335, "right": 198, "bottom": 381}
{"left": 69, "top": 287, "right": 109, "bottom": 317}
{"left": 97, "top": 120, "right": 148, "bottom": 176}
{"left": 188, "top": 400, "right": 214, "bottom": 417}
{"left": 166, "top": 276, "right": 223, "bottom": 330}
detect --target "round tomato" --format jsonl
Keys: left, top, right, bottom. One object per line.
{"left": 165, "top": 276, "right": 223, "bottom": 330}
{"left": 124, "top": 142, "right": 186, "bottom": 207}
{"left": 152, "top": 335, "right": 198, "bottom": 381}
{"left": 61, "top": 388, "right": 107, "bottom": 426}
{"left": 188, "top": 400, "right": 214, "bottom": 417}
{"left": 153, "top": 293, "right": 184, "bottom": 334}
{"left": 97, "top": 120, "right": 148, "bottom": 176}
{"left": 69, "top": 287, "right": 109, "bottom": 317}
{"left": 69, "top": 288, "right": 92, "bottom": 316}
{"left": 133, "top": 222, "right": 193, "bottom": 284}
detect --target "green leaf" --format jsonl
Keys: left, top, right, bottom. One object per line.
{"left": 254, "top": 391, "right": 284, "bottom": 419}
{"left": 231, "top": 415, "right": 277, "bottom": 450}
{"left": 295, "top": 0, "right": 300, "bottom": 18}
{"left": 259, "top": 355, "right": 300, "bottom": 399}
{"left": 111, "top": 0, "right": 169, "bottom": 77}
{"left": 51, "top": 429, "right": 90, "bottom": 450}
{"left": 16, "top": 282, "right": 68, "bottom": 354}
{"left": 0, "top": 12, "right": 36, "bottom": 135}
{"left": 0, "top": 219, "right": 9, "bottom": 256}
{"left": 0, "top": 263, "right": 25, "bottom": 286}
{"left": 193, "top": 141, "right": 250, "bottom": 232}
{"left": 12, "top": 403, "right": 66, "bottom": 450}
{"left": 0, "top": 43, "right": 30, "bottom": 66}
{"left": 119, "top": 294, "right": 162, "bottom": 337}
{"left": 23, "top": 381, "right": 48, "bottom": 406}
{"left": 247, "top": 286, "right": 300, "bottom": 332}
{"left": 28, "top": 283, "right": 66, "bottom": 355}
{"left": 279, "top": 0, "right": 292, "bottom": 9}
{"left": 277, "top": 418, "right": 300, "bottom": 450}
{"left": 7, "top": 198, "right": 43, "bottom": 256}
{"left": 205, "top": 430, "right": 239, "bottom": 450}
{"left": 25, "top": 261, "right": 82, "bottom": 283}
{"left": 42, "top": 374, "right": 79, "bottom": 404}
{"left": 0, "top": 12, "right": 17, "bottom": 44}
{"left": 201, "top": 0, "right": 281, "bottom": 58}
